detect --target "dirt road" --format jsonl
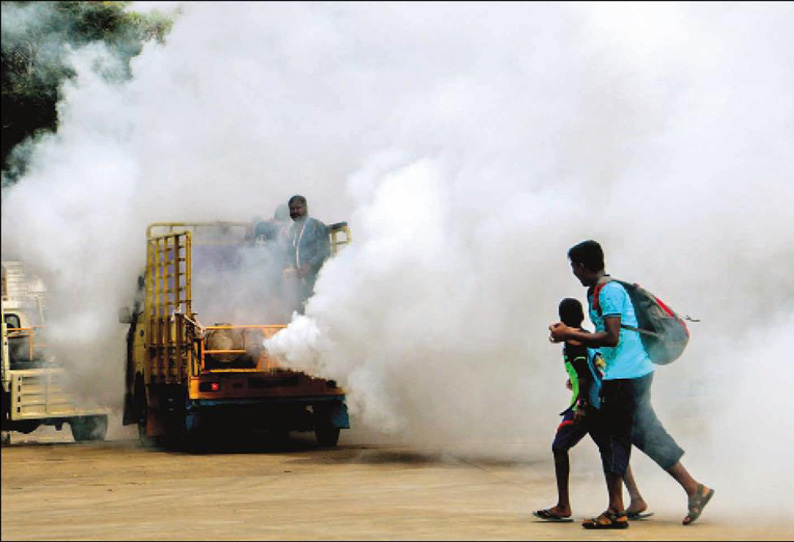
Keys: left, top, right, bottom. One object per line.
{"left": 1, "top": 424, "right": 790, "bottom": 541}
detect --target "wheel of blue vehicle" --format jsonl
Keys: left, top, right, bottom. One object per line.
{"left": 180, "top": 413, "right": 209, "bottom": 452}
{"left": 315, "top": 426, "right": 340, "bottom": 447}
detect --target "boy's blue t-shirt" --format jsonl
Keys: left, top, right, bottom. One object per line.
{"left": 588, "top": 281, "right": 655, "bottom": 380}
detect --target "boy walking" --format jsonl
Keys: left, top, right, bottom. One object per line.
{"left": 549, "top": 240, "right": 714, "bottom": 529}
{"left": 534, "top": 298, "right": 649, "bottom": 523}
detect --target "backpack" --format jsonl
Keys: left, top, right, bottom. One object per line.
{"left": 592, "top": 277, "right": 691, "bottom": 365}
{"left": 563, "top": 342, "right": 605, "bottom": 410}
{"left": 585, "top": 348, "right": 605, "bottom": 407}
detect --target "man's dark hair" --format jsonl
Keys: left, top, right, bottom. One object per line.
{"left": 567, "top": 239, "right": 604, "bottom": 272}
{"left": 559, "top": 298, "right": 584, "bottom": 327}
{"left": 288, "top": 195, "right": 307, "bottom": 207}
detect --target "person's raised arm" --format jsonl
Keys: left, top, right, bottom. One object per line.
{"left": 549, "top": 316, "right": 620, "bottom": 347}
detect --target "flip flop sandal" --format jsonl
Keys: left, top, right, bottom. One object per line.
{"left": 532, "top": 509, "right": 573, "bottom": 522}
{"left": 683, "top": 484, "right": 715, "bottom": 525}
{"left": 627, "top": 511, "right": 654, "bottom": 520}
{"left": 582, "top": 510, "right": 629, "bottom": 529}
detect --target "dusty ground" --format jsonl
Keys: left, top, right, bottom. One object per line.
{"left": 1, "top": 423, "right": 791, "bottom": 541}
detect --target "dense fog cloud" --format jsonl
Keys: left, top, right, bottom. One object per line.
{"left": 1, "top": 2, "right": 792, "bottom": 518}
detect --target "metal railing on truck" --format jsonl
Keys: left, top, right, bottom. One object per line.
{"left": 198, "top": 323, "right": 286, "bottom": 373}
{"left": 328, "top": 222, "right": 351, "bottom": 255}
{"left": 142, "top": 220, "right": 350, "bottom": 385}
{"left": 143, "top": 222, "right": 282, "bottom": 384}
{"left": 145, "top": 226, "right": 193, "bottom": 385}
{"left": 5, "top": 325, "right": 50, "bottom": 365}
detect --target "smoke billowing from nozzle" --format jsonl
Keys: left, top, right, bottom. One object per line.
{"left": 1, "top": 2, "right": 793, "bottom": 517}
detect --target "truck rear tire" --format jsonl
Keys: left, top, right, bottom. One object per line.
{"left": 315, "top": 426, "right": 340, "bottom": 447}
{"left": 11, "top": 420, "right": 40, "bottom": 434}
{"left": 70, "top": 415, "right": 108, "bottom": 442}
{"left": 137, "top": 415, "right": 155, "bottom": 448}
{"left": 133, "top": 375, "right": 156, "bottom": 448}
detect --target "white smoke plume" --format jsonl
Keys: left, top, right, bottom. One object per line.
{"left": 1, "top": 1, "right": 793, "bottom": 519}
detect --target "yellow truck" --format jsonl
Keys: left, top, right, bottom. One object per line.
{"left": 120, "top": 221, "right": 351, "bottom": 448}
{"left": 1, "top": 262, "right": 109, "bottom": 444}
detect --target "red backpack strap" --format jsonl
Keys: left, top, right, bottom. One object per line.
{"left": 591, "top": 275, "right": 612, "bottom": 316}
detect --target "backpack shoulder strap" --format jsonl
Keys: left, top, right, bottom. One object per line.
{"left": 591, "top": 275, "right": 613, "bottom": 316}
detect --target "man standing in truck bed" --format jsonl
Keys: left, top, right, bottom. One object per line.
{"left": 284, "top": 195, "right": 330, "bottom": 313}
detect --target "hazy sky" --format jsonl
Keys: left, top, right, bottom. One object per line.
{"left": 2, "top": 1, "right": 793, "bottom": 520}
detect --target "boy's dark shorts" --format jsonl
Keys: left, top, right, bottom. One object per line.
{"left": 589, "top": 378, "right": 634, "bottom": 476}
{"left": 552, "top": 407, "right": 595, "bottom": 454}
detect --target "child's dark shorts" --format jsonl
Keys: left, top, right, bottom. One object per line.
{"left": 552, "top": 407, "right": 596, "bottom": 455}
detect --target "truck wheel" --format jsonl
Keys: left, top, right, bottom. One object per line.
{"left": 137, "top": 410, "right": 157, "bottom": 448}
{"left": 269, "top": 428, "right": 290, "bottom": 447}
{"left": 175, "top": 409, "right": 204, "bottom": 452}
{"left": 315, "top": 426, "right": 340, "bottom": 447}
{"left": 13, "top": 420, "right": 40, "bottom": 434}
{"left": 133, "top": 375, "right": 156, "bottom": 448}
{"left": 70, "top": 415, "right": 108, "bottom": 442}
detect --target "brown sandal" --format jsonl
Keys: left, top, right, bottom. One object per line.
{"left": 683, "top": 484, "right": 715, "bottom": 525}
{"left": 582, "top": 510, "right": 629, "bottom": 529}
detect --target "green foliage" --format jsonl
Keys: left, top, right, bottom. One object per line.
{"left": 1, "top": 1, "right": 176, "bottom": 182}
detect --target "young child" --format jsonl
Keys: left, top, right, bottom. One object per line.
{"left": 533, "top": 298, "right": 650, "bottom": 522}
